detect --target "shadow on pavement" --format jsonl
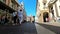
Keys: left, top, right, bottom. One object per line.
{"left": 0, "top": 24, "right": 23, "bottom": 34}
{"left": 0, "top": 22, "right": 37, "bottom": 34}
{"left": 21, "top": 22, "right": 37, "bottom": 34}
{"left": 37, "top": 23, "right": 60, "bottom": 34}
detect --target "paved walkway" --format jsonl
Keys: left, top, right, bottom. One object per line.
{"left": 21, "top": 23, "right": 37, "bottom": 34}
{"left": 0, "top": 22, "right": 56, "bottom": 34}
{"left": 37, "top": 22, "right": 60, "bottom": 34}
{"left": 35, "top": 23, "right": 56, "bottom": 34}
{"left": 37, "top": 22, "right": 60, "bottom": 27}
{"left": 0, "top": 23, "right": 37, "bottom": 34}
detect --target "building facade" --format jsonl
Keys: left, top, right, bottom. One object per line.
{"left": 0, "top": 0, "right": 20, "bottom": 23}
{"left": 48, "top": 0, "right": 60, "bottom": 22}
{"left": 27, "top": 16, "right": 31, "bottom": 22}
{"left": 0, "top": 0, "right": 20, "bottom": 14}
{"left": 36, "top": 0, "right": 58, "bottom": 23}
{"left": 27, "top": 16, "right": 35, "bottom": 22}
{"left": 36, "top": 0, "right": 50, "bottom": 22}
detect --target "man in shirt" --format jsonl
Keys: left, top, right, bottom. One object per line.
{"left": 13, "top": 12, "right": 17, "bottom": 24}
{"left": 17, "top": 7, "right": 23, "bottom": 25}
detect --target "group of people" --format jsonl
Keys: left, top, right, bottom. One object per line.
{"left": 0, "top": 13, "right": 9, "bottom": 24}
{"left": 13, "top": 8, "right": 23, "bottom": 25}
{"left": 0, "top": 7, "right": 24, "bottom": 25}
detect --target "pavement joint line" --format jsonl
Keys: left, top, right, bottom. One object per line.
{"left": 37, "top": 22, "right": 60, "bottom": 27}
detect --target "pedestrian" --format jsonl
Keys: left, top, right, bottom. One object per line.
{"left": 1, "top": 15, "right": 5, "bottom": 24}
{"left": 0, "top": 15, "right": 1, "bottom": 24}
{"left": 46, "top": 18, "right": 48, "bottom": 22}
{"left": 3, "top": 13, "right": 9, "bottom": 24}
{"left": 12, "top": 11, "right": 17, "bottom": 25}
{"left": 48, "top": 17, "right": 50, "bottom": 22}
{"left": 17, "top": 7, "right": 23, "bottom": 25}
{"left": 54, "top": 17, "right": 57, "bottom": 22}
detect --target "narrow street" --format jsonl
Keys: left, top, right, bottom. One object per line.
{"left": 0, "top": 0, "right": 60, "bottom": 34}
{"left": 0, "top": 22, "right": 56, "bottom": 34}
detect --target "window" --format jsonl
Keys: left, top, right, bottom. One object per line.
{"left": 59, "top": 6, "right": 60, "bottom": 9}
{"left": 38, "top": 3, "right": 40, "bottom": 7}
{"left": 11, "top": 0, "right": 16, "bottom": 9}
{"left": 38, "top": 2, "right": 40, "bottom": 7}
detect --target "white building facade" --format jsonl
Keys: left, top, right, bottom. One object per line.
{"left": 36, "top": 0, "right": 60, "bottom": 22}
{"left": 48, "top": 0, "right": 60, "bottom": 20}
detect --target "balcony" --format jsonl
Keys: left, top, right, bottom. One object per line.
{"left": 12, "top": 4, "right": 17, "bottom": 11}
{"left": 9, "top": 0, "right": 17, "bottom": 11}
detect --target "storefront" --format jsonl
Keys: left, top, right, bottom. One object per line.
{"left": 0, "top": 1, "right": 16, "bottom": 24}
{"left": 0, "top": 1, "right": 16, "bottom": 13}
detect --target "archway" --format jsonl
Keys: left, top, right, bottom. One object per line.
{"left": 43, "top": 12, "right": 49, "bottom": 22}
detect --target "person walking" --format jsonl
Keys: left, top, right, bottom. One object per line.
{"left": 0, "top": 15, "right": 1, "bottom": 24}
{"left": 17, "top": 7, "right": 23, "bottom": 25}
{"left": 12, "top": 11, "right": 17, "bottom": 25}
{"left": 1, "top": 15, "right": 6, "bottom": 24}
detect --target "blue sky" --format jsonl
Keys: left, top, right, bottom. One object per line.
{"left": 18, "top": 0, "right": 36, "bottom": 16}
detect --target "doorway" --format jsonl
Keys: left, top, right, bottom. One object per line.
{"left": 43, "top": 12, "right": 49, "bottom": 22}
